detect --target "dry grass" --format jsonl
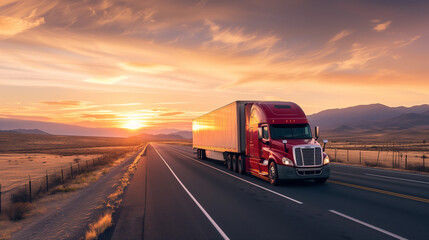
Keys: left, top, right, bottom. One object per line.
{"left": 52, "top": 186, "right": 76, "bottom": 193}
{"left": 84, "top": 211, "right": 112, "bottom": 240}
{"left": 0, "top": 132, "right": 143, "bottom": 154}
{"left": 6, "top": 202, "right": 33, "bottom": 221}
{"left": 162, "top": 140, "right": 193, "bottom": 146}
{"left": 0, "top": 144, "right": 143, "bottom": 240}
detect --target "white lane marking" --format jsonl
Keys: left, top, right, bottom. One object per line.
{"left": 331, "top": 163, "right": 429, "bottom": 178}
{"left": 170, "top": 147, "right": 303, "bottom": 205}
{"left": 365, "top": 173, "right": 429, "bottom": 185}
{"left": 329, "top": 210, "right": 407, "bottom": 240}
{"left": 152, "top": 146, "right": 230, "bottom": 240}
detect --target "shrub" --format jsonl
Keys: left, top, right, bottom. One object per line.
{"left": 364, "top": 161, "right": 377, "bottom": 167}
{"left": 11, "top": 188, "right": 29, "bottom": 203}
{"left": 53, "top": 186, "right": 76, "bottom": 193}
{"left": 7, "top": 202, "right": 33, "bottom": 221}
{"left": 85, "top": 212, "right": 112, "bottom": 240}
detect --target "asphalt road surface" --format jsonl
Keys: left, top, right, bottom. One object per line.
{"left": 110, "top": 143, "right": 429, "bottom": 240}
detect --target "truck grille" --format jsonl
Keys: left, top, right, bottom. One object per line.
{"left": 294, "top": 147, "right": 322, "bottom": 167}
{"left": 296, "top": 168, "right": 322, "bottom": 176}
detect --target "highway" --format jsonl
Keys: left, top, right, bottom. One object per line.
{"left": 109, "top": 143, "right": 429, "bottom": 240}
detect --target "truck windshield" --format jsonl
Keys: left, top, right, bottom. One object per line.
{"left": 270, "top": 124, "right": 312, "bottom": 139}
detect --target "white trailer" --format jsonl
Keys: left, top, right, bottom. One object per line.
{"left": 192, "top": 101, "right": 248, "bottom": 161}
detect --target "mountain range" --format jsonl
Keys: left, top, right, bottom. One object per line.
{"left": 0, "top": 118, "right": 191, "bottom": 138}
{"left": 307, "top": 104, "right": 429, "bottom": 142}
{"left": 1, "top": 103, "right": 428, "bottom": 142}
{"left": 0, "top": 129, "right": 50, "bottom": 135}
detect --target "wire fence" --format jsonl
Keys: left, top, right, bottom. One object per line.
{"left": 326, "top": 147, "right": 428, "bottom": 171}
{"left": 0, "top": 149, "right": 135, "bottom": 217}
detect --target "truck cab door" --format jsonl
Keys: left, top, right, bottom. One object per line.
{"left": 259, "top": 125, "right": 270, "bottom": 173}
{"left": 248, "top": 125, "right": 261, "bottom": 172}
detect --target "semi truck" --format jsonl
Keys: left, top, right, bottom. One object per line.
{"left": 192, "top": 101, "right": 330, "bottom": 185}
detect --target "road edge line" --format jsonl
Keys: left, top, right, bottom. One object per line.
{"left": 329, "top": 210, "right": 407, "bottom": 240}
{"left": 152, "top": 145, "right": 230, "bottom": 240}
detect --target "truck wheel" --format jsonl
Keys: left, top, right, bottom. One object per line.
{"left": 197, "top": 149, "right": 201, "bottom": 159}
{"left": 226, "top": 154, "right": 233, "bottom": 170}
{"left": 201, "top": 150, "right": 207, "bottom": 160}
{"left": 314, "top": 178, "right": 328, "bottom": 184}
{"left": 237, "top": 155, "right": 245, "bottom": 175}
{"left": 268, "top": 161, "right": 279, "bottom": 186}
{"left": 232, "top": 155, "right": 238, "bottom": 172}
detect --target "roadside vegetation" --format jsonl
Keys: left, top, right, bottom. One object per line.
{"left": 0, "top": 133, "right": 145, "bottom": 239}
{"left": 325, "top": 141, "right": 429, "bottom": 173}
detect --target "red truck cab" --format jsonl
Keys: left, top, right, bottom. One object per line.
{"left": 244, "top": 102, "right": 330, "bottom": 185}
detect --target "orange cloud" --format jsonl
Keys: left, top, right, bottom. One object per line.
{"left": 118, "top": 62, "right": 175, "bottom": 74}
{"left": 0, "top": 16, "right": 45, "bottom": 38}
{"left": 205, "top": 20, "right": 279, "bottom": 51}
{"left": 159, "top": 111, "right": 184, "bottom": 117}
{"left": 81, "top": 113, "right": 117, "bottom": 119}
{"left": 41, "top": 100, "right": 83, "bottom": 106}
{"left": 84, "top": 76, "right": 128, "bottom": 84}
{"left": 328, "top": 30, "right": 352, "bottom": 43}
{"left": 373, "top": 20, "right": 391, "bottom": 32}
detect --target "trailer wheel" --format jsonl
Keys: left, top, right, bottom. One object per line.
{"left": 197, "top": 149, "right": 201, "bottom": 159}
{"left": 268, "top": 161, "right": 279, "bottom": 186}
{"left": 226, "top": 154, "right": 233, "bottom": 170}
{"left": 232, "top": 155, "right": 238, "bottom": 172}
{"left": 201, "top": 149, "right": 207, "bottom": 160}
{"left": 237, "top": 155, "right": 245, "bottom": 175}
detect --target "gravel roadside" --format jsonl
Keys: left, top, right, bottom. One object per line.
{"left": 11, "top": 146, "right": 146, "bottom": 240}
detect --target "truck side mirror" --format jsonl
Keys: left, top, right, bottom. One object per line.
{"left": 282, "top": 140, "right": 288, "bottom": 153}
{"left": 315, "top": 126, "right": 320, "bottom": 140}
{"left": 323, "top": 139, "right": 328, "bottom": 151}
{"left": 258, "top": 127, "right": 263, "bottom": 140}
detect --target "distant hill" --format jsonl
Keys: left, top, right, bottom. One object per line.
{"left": 0, "top": 118, "right": 192, "bottom": 137}
{"left": 0, "top": 129, "right": 50, "bottom": 135}
{"left": 0, "top": 131, "right": 143, "bottom": 153}
{"left": 132, "top": 132, "right": 185, "bottom": 140}
{"left": 332, "top": 125, "right": 355, "bottom": 132}
{"left": 0, "top": 118, "right": 138, "bottom": 137}
{"left": 308, "top": 104, "right": 429, "bottom": 142}
{"left": 174, "top": 130, "right": 192, "bottom": 139}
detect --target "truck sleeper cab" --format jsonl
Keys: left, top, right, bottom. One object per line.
{"left": 193, "top": 101, "right": 330, "bottom": 185}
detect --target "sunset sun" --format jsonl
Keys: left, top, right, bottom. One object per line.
{"left": 122, "top": 120, "right": 145, "bottom": 130}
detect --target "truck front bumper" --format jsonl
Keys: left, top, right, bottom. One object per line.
{"left": 277, "top": 164, "right": 330, "bottom": 180}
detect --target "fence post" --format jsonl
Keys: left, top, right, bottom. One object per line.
{"left": 46, "top": 170, "right": 49, "bottom": 192}
{"left": 70, "top": 164, "right": 73, "bottom": 179}
{"left": 335, "top": 149, "right": 337, "bottom": 162}
{"left": 61, "top": 168, "right": 64, "bottom": 183}
{"left": 359, "top": 151, "right": 362, "bottom": 165}
{"left": 405, "top": 155, "right": 408, "bottom": 169}
{"left": 376, "top": 151, "right": 380, "bottom": 166}
{"left": 29, "top": 175, "right": 32, "bottom": 203}
{"left": 347, "top": 150, "right": 349, "bottom": 163}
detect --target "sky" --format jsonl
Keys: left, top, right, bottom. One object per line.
{"left": 0, "top": 0, "right": 428, "bottom": 131}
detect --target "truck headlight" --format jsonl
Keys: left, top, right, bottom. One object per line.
{"left": 323, "top": 155, "right": 330, "bottom": 165}
{"left": 282, "top": 157, "right": 293, "bottom": 166}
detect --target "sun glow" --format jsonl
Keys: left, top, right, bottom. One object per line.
{"left": 122, "top": 120, "right": 145, "bottom": 130}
